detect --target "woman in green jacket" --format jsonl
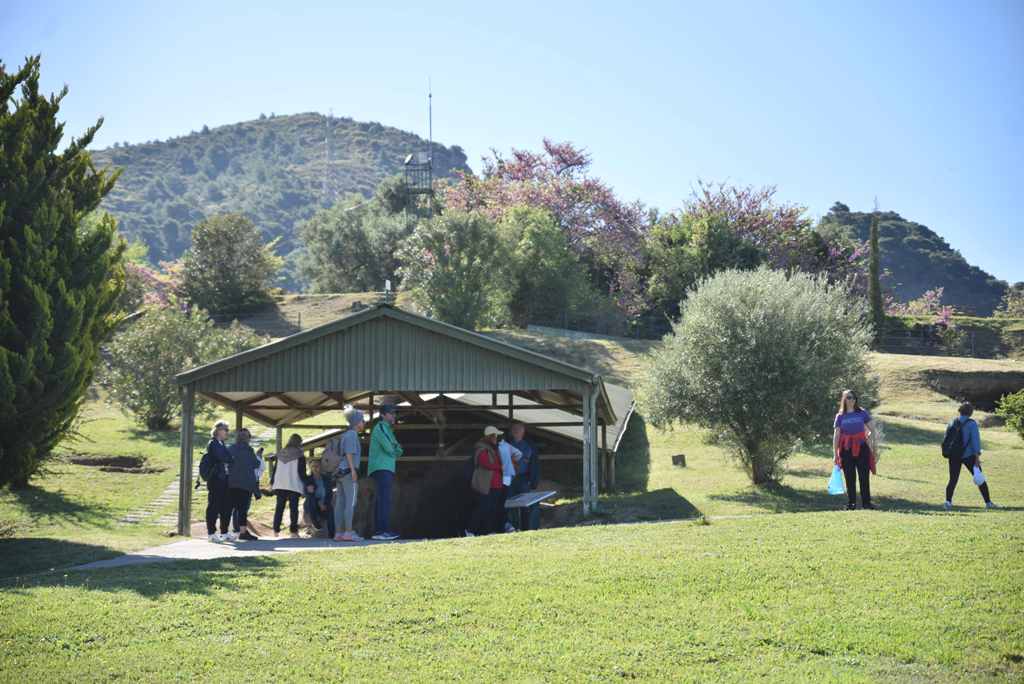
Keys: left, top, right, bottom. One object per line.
{"left": 368, "top": 403, "right": 403, "bottom": 540}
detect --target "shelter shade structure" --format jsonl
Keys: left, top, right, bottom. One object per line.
{"left": 175, "top": 304, "right": 627, "bottom": 536}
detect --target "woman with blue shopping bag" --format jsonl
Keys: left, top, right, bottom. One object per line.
{"left": 831, "top": 389, "right": 878, "bottom": 510}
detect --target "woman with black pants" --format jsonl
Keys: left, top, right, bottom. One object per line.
{"left": 271, "top": 433, "right": 308, "bottom": 537}
{"left": 468, "top": 427, "right": 505, "bottom": 536}
{"left": 227, "top": 428, "right": 263, "bottom": 541}
{"left": 832, "top": 389, "right": 878, "bottom": 510}
{"left": 199, "top": 420, "right": 235, "bottom": 542}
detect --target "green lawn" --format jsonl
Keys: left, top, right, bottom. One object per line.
{"left": 1, "top": 346, "right": 1022, "bottom": 681}
{"left": 1, "top": 512, "right": 1021, "bottom": 681}
{"left": 0, "top": 392, "right": 199, "bottom": 574}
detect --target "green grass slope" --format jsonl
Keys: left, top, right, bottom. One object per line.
{"left": 1, "top": 327, "right": 1022, "bottom": 680}
{"left": 91, "top": 113, "right": 469, "bottom": 262}
{"left": 1, "top": 511, "right": 1021, "bottom": 681}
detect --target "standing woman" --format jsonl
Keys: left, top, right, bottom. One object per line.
{"left": 199, "top": 420, "right": 236, "bottom": 542}
{"left": 333, "top": 406, "right": 365, "bottom": 542}
{"left": 271, "top": 433, "right": 308, "bottom": 537}
{"left": 832, "top": 389, "right": 878, "bottom": 510}
{"left": 468, "top": 426, "right": 504, "bottom": 536}
{"left": 367, "top": 403, "right": 403, "bottom": 541}
{"left": 227, "top": 428, "right": 261, "bottom": 541}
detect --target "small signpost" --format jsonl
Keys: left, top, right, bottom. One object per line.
{"left": 504, "top": 490, "right": 557, "bottom": 509}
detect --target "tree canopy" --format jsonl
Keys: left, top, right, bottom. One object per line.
{"left": 0, "top": 56, "right": 124, "bottom": 487}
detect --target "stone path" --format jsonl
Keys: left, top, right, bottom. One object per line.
{"left": 117, "top": 463, "right": 197, "bottom": 526}
{"left": 118, "top": 427, "right": 277, "bottom": 527}
{"left": 74, "top": 535, "right": 416, "bottom": 571}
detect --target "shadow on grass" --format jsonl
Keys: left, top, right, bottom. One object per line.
{"left": 5, "top": 484, "right": 113, "bottom": 527}
{"left": 1, "top": 552, "right": 283, "bottom": 597}
{"left": 0, "top": 538, "right": 126, "bottom": 579}
{"left": 593, "top": 487, "right": 702, "bottom": 523}
{"left": 707, "top": 481, "right": 968, "bottom": 515}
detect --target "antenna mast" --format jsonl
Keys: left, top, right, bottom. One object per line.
{"left": 428, "top": 79, "right": 433, "bottom": 216}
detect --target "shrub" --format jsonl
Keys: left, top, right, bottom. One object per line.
{"left": 397, "top": 211, "right": 508, "bottom": 329}
{"left": 637, "top": 268, "right": 879, "bottom": 484}
{"left": 179, "top": 214, "right": 282, "bottom": 314}
{"left": 101, "top": 306, "right": 266, "bottom": 429}
{"left": 996, "top": 390, "right": 1024, "bottom": 443}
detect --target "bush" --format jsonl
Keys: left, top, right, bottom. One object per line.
{"left": 102, "top": 306, "right": 266, "bottom": 429}
{"left": 996, "top": 390, "right": 1024, "bottom": 443}
{"left": 637, "top": 268, "right": 879, "bottom": 484}
{"left": 179, "top": 214, "right": 282, "bottom": 314}
{"left": 398, "top": 211, "right": 508, "bottom": 329}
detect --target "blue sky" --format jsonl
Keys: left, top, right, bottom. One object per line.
{"left": 3, "top": 0, "right": 1022, "bottom": 282}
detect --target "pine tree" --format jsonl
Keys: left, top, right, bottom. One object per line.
{"left": 0, "top": 56, "right": 124, "bottom": 488}
{"left": 868, "top": 209, "right": 885, "bottom": 341}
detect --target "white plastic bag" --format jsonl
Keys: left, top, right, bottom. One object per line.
{"left": 973, "top": 465, "right": 986, "bottom": 486}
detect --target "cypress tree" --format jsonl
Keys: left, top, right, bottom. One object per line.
{"left": 0, "top": 56, "right": 124, "bottom": 488}
{"left": 868, "top": 210, "right": 885, "bottom": 341}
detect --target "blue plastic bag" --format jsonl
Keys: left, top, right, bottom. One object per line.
{"left": 827, "top": 465, "right": 846, "bottom": 495}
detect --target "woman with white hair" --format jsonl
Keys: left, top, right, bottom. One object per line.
{"left": 199, "top": 420, "right": 236, "bottom": 542}
{"left": 333, "top": 406, "right": 365, "bottom": 542}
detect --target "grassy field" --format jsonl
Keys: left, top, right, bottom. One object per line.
{"left": 1, "top": 321, "right": 1022, "bottom": 680}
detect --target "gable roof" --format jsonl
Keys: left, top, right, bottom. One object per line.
{"left": 175, "top": 304, "right": 616, "bottom": 425}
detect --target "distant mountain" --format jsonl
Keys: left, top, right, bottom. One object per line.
{"left": 819, "top": 203, "right": 1007, "bottom": 315}
{"left": 91, "top": 112, "right": 470, "bottom": 264}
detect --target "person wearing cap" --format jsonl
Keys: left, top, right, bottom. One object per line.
{"left": 333, "top": 406, "right": 365, "bottom": 542}
{"left": 467, "top": 426, "right": 505, "bottom": 536}
{"left": 368, "top": 403, "right": 403, "bottom": 541}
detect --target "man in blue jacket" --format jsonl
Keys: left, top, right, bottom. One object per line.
{"left": 508, "top": 422, "right": 541, "bottom": 531}
{"left": 944, "top": 402, "right": 998, "bottom": 510}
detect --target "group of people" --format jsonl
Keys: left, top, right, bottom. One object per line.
{"left": 198, "top": 402, "right": 403, "bottom": 542}
{"left": 198, "top": 403, "right": 543, "bottom": 543}
{"left": 832, "top": 389, "right": 998, "bottom": 510}
{"left": 467, "top": 421, "right": 541, "bottom": 537}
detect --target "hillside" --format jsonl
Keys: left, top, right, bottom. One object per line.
{"left": 90, "top": 112, "right": 470, "bottom": 264}
{"left": 819, "top": 203, "right": 1007, "bottom": 315}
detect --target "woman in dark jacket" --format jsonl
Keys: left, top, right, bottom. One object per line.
{"left": 199, "top": 420, "right": 235, "bottom": 542}
{"left": 228, "top": 428, "right": 263, "bottom": 541}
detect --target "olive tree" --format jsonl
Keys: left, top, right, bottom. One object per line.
{"left": 101, "top": 306, "right": 266, "bottom": 429}
{"left": 638, "top": 268, "right": 878, "bottom": 484}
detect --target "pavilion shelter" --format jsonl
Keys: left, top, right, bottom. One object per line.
{"left": 174, "top": 304, "right": 620, "bottom": 537}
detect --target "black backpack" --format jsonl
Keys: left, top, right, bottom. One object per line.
{"left": 941, "top": 419, "right": 971, "bottom": 460}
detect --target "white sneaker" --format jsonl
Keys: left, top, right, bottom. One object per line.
{"left": 371, "top": 533, "right": 390, "bottom": 541}
{"left": 224, "top": 531, "right": 238, "bottom": 542}
{"left": 208, "top": 533, "right": 222, "bottom": 543}
{"left": 986, "top": 501, "right": 999, "bottom": 509}
{"left": 464, "top": 529, "right": 475, "bottom": 537}
{"left": 943, "top": 501, "right": 953, "bottom": 511}
{"left": 504, "top": 522, "right": 517, "bottom": 533}
{"left": 349, "top": 532, "right": 365, "bottom": 542}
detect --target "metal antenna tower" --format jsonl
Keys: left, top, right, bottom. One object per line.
{"left": 322, "top": 109, "right": 333, "bottom": 205}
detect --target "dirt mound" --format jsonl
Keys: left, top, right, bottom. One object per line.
{"left": 923, "top": 369, "right": 1024, "bottom": 412}
{"left": 68, "top": 455, "right": 165, "bottom": 474}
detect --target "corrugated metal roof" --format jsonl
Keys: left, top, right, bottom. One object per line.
{"left": 178, "top": 304, "right": 617, "bottom": 426}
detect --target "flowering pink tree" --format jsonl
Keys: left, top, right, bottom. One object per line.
{"left": 444, "top": 140, "right": 648, "bottom": 313}
{"left": 685, "top": 181, "right": 868, "bottom": 288}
